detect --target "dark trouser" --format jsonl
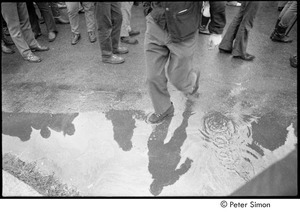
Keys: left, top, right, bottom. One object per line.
{"left": 95, "top": 2, "right": 122, "bottom": 57}
{"left": 1, "top": 2, "right": 39, "bottom": 57}
{"left": 26, "top": 2, "right": 57, "bottom": 34}
{"left": 219, "top": 1, "right": 260, "bottom": 57}
{"left": 144, "top": 15, "right": 197, "bottom": 114}
{"left": 49, "top": 2, "right": 61, "bottom": 18}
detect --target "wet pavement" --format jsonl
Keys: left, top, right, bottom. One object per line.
{"left": 1, "top": 2, "right": 297, "bottom": 196}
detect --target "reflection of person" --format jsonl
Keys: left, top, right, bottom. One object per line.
{"left": 2, "top": 112, "right": 79, "bottom": 141}
{"left": 219, "top": 1, "right": 260, "bottom": 61}
{"left": 143, "top": 2, "right": 226, "bottom": 124}
{"left": 148, "top": 102, "right": 194, "bottom": 196}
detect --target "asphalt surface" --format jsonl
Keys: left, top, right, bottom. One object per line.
{"left": 1, "top": 2, "right": 298, "bottom": 197}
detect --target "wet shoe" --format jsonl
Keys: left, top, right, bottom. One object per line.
{"left": 219, "top": 48, "right": 232, "bottom": 54}
{"left": 31, "top": 44, "right": 50, "bottom": 52}
{"left": 121, "top": 36, "right": 138, "bottom": 44}
{"left": 128, "top": 30, "right": 140, "bottom": 37}
{"left": 102, "top": 54, "right": 125, "bottom": 64}
{"left": 2, "top": 40, "right": 15, "bottom": 54}
{"left": 88, "top": 31, "right": 96, "bottom": 43}
{"left": 23, "top": 52, "right": 42, "bottom": 63}
{"left": 233, "top": 53, "right": 255, "bottom": 61}
{"left": 147, "top": 103, "right": 175, "bottom": 124}
{"left": 48, "top": 31, "right": 56, "bottom": 42}
{"left": 71, "top": 33, "right": 81, "bottom": 45}
{"left": 55, "top": 16, "right": 70, "bottom": 24}
{"left": 113, "top": 46, "right": 129, "bottom": 54}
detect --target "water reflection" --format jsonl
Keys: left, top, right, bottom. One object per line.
{"left": 147, "top": 101, "right": 194, "bottom": 196}
{"left": 105, "top": 109, "right": 146, "bottom": 151}
{"left": 2, "top": 112, "right": 79, "bottom": 141}
{"left": 199, "top": 110, "right": 259, "bottom": 181}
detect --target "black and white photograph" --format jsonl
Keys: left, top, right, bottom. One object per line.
{"left": 1, "top": 1, "right": 298, "bottom": 202}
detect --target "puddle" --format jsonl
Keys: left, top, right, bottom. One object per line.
{"left": 2, "top": 103, "right": 297, "bottom": 196}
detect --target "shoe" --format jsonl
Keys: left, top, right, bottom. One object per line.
{"left": 226, "top": 1, "right": 241, "bottom": 6}
{"left": 121, "top": 36, "right": 138, "bottom": 44}
{"left": 34, "top": 32, "right": 42, "bottom": 39}
{"left": 71, "top": 33, "right": 81, "bottom": 45}
{"left": 290, "top": 55, "right": 297, "bottom": 68}
{"left": 3, "top": 35, "right": 14, "bottom": 46}
{"left": 219, "top": 48, "right": 232, "bottom": 54}
{"left": 23, "top": 52, "right": 42, "bottom": 63}
{"left": 270, "top": 24, "right": 293, "bottom": 43}
{"left": 113, "top": 46, "right": 129, "bottom": 54}
{"left": 31, "top": 44, "right": 50, "bottom": 52}
{"left": 102, "top": 54, "right": 125, "bottom": 64}
{"left": 199, "top": 26, "right": 210, "bottom": 35}
{"left": 88, "top": 31, "right": 96, "bottom": 43}
{"left": 147, "top": 103, "right": 175, "bottom": 124}
{"left": 48, "top": 31, "right": 56, "bottom": 42}
{"left": 55, "top": 16, "right": 70, "bottom": 24}
{"left": 128, "top": 30, "right": 140, "bottom": 37}
{"left": 233, "top": 53, "right": 255, "bottom": 61}
{"left": 2, "top": 40, "right": 15, "bottom": 54}
{"left": 57, "top": 2, "right": 67, "bottom": 9}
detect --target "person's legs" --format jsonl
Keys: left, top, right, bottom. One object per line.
{"left": 66, "top": 2, "right": 80, "bottom": 34}
{"left": 231, "top": 1, "right": 259, "bottom": 58}
{"left": 120, "top": 2, "right": 138, "bottom": 44}
{"left": 110, "top": 2, "right": 124, "bottom": 52}
{"left": 26, "top": 2, "right": 41, "bottom": 37}
{"left": 219, "top": 2, "right": 245, "bottom": 52}
{"left": 82, "top": 2, "right": 96, "bottom": 43}
{"left": 167, "top": 33, "right": 198, "bottom": 96}
{"left": 145, "top": 15, "right": 172, "bottom": 115}
{"left": 36, "top": 2, "right": 58, "bottom": 34}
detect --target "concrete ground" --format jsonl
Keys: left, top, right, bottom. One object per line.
{"left": 1, "top": 2, "right": 297, "bottom": 197}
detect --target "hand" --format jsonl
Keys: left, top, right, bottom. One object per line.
{"left": 208, "top": 33, "right": 222, "bottom": 50}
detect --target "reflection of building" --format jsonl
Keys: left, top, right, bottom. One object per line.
{"left": 2, "top": 112, "right": 79, "bottom": 141}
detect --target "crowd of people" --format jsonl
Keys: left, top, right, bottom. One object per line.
{"left": 1, "top": 2, "right": 297, "bottom": 124}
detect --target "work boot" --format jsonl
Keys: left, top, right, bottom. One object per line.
{"left": 147, "top": 103, "right": 175, "bottom": 124}
{"left": 102, "top": 54, "right": 125, "bottom": 64}
{"left": 2, "top": 40, "right": 15, "bottom": 54}
{"left": 270, "top": 24, "right": 293, "bottom": 43}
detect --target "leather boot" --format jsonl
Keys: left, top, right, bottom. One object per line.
{"left": 270, "top": 24, "right": 293, "bottom": 43}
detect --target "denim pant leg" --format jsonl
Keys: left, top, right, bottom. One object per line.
{"left": 144, "top": 15, "right": 172, "bottom": 114}
{"left": 49, "top": 2, "right": 61, "bottom": 18}
{"left": 120, "top": 2, "right": 133, "bottom": 37}
{"left": 82, "top": 2, "right": 96, "bottom": 33}
{"left": 36, "top": 2, "right": 58, "bottom": 33}
{"left": 96, "top": 2, "right": 122, "bottom": 57}
{"left": 26, "top": 2, "right": 41, "bottom": 34}
{"left": 232, "top": 1, "right": 259, "bottom": 57}
{"left": 279, "top": 1, "right": 297, "bottom": 28}
{"left": 66, "top": 2, "right": 80, "bottom": 34}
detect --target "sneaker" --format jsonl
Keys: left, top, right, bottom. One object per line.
{"left": 147, "top": 103, "right": 175, "bottom": 124}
